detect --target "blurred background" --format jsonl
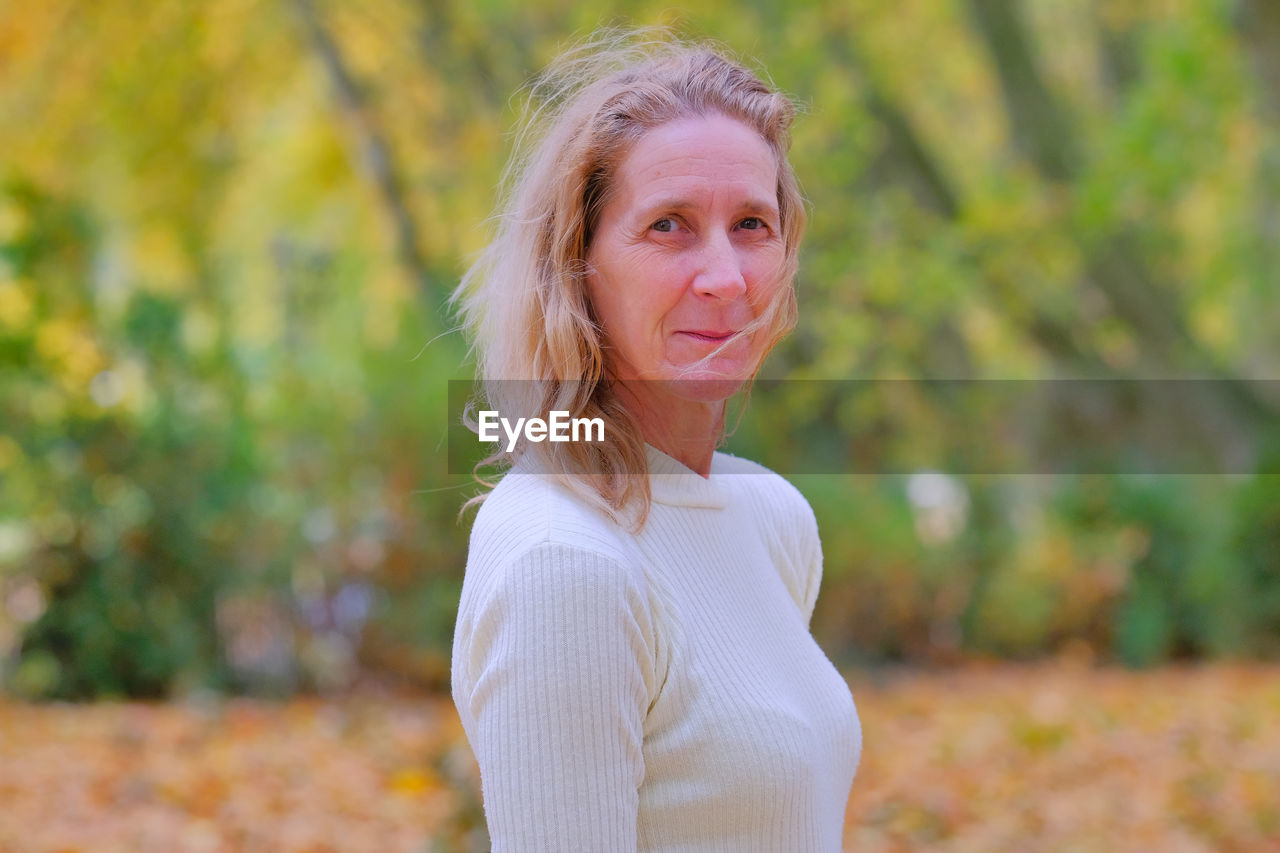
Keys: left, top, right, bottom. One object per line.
{"left": 2, "top": 0, "right": 1279, "bottom": 849}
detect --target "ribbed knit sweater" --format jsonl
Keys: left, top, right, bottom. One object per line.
{"left": 450, "top": 445, "right": 862, "bottom": 852}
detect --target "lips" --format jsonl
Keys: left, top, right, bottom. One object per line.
{"left": 678, "top": 330, "right": 737, "bottom": 343}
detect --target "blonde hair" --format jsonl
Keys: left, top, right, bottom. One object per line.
{"left": 452, "top": 29, "right": 805, "bottom": 527}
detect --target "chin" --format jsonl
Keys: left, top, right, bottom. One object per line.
{"left": 669, "top": 379, "right": 749, "bottom": 402}
{"left": 656, "top": 339, "right": 761, "bottom": 399}
{"left": 660, "top": 364, "right": 754, "bottom": 402}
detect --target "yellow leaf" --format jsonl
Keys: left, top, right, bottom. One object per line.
{"left": 387, "top": 767, "right": 439, "bottom": 796}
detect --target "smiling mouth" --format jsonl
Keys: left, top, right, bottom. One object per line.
{"left": 679, "top": 330, "right": 737, "bottom": 343}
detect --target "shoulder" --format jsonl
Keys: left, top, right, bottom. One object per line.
{"left": 453, "top": 470, "right": 659, "bottom": 706}
{"left": 713, "top": 451, "right": 823, "bottom": 620}
{"left": 459, "top": 470, "right": 649, "bottom": 630}
{"left": 467, "top": 468, "right": 635, "bottom": 575}
{"left": 713, "top": 450, "right": 819, "bottom": 537}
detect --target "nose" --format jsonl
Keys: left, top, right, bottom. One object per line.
{"left": 693, "top": 233, "right": 747, "bottom": 299}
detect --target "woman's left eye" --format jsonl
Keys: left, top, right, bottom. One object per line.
{"left": 738, "top": 217, "right": 765, "bottom": 230}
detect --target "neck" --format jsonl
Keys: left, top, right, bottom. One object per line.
{"left": 615, "top": 382, "right": 723, "bottom": 477}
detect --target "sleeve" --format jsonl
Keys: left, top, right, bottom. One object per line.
{"left": 452, "top": 542, "right": 655, "bottom": 852}
{"left": 759, "top": 476, "right": 824, "bottom": 628}
{"left": 799, "top": 508, "right": 823, "bottom": 628}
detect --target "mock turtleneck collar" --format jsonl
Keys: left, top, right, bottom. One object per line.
{"left": 507, "top": 444, "right": 729, "bottom": 511}
{"left": 645, "top": 444, "right": 728, "bottom": 510}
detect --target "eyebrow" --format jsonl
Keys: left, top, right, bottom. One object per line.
{"left": 638, "top": 197, "right": 780, "bottom": 219}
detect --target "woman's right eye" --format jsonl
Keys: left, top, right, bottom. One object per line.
{"left": 651, "top": 218, "right": 676, "bottom": 233}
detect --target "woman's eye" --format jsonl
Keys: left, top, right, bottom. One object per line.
{"left": 652, "top": 218, "right": 677, "bottom": 233}
{"left": 738, "top": 217, "right": 765, "bottom": 230}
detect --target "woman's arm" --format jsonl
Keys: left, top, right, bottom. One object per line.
{"left": 800, "top": 506, "right": 823, "bottom": 629}
{"left": 452, "top": 542, "right": 656, "bottom": 852}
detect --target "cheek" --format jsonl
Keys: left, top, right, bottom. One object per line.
{"left": 744, "top": 250, "right": 788, "bottom": 302}
{"left": 584, "top": 272, "right": 606, "bottom": 314}
{"left": 586, "top": 272, "right": 646, "bottom": 351}
{"left": 749, "top": 241, "right": 787, "bottom": 278}
{"left": 601, "top": 260, "right": 684, "bottom": 320}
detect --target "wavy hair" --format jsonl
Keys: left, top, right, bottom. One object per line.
{"left": 451, "top": 29, "right": 805, "bottom": 527}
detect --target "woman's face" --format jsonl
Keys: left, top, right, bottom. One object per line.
{"left": 585, "top": 113, "right": 786, "bottom": 400}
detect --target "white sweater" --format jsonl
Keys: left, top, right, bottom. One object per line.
{"left": 450, "top": 445, "right": 861, "bottom": 852}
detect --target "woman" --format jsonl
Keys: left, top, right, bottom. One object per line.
{"left": 450, "top": 32, "right": 861, "bottom": 851}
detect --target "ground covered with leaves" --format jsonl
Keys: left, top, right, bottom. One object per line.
{"left": 1, "top": 663, "right": 1277, "bottom": 852}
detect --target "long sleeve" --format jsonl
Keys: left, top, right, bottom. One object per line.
{"left": 452, "top": 542, "right": 657, "bottom": 852}
{"left": 800, "top": 507, "right": 823, "bottom": 629}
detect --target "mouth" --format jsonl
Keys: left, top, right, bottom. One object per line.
{"left": 678, "top": 330, "right": 737, "bottom": 344}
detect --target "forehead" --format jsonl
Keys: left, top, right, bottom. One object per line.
{"left": 610, "top": 114, "right": 779, "bottom": 207}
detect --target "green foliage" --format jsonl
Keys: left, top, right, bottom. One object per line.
{"left": 1231, "top": 441, "right": 1280, "bottom": 656}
